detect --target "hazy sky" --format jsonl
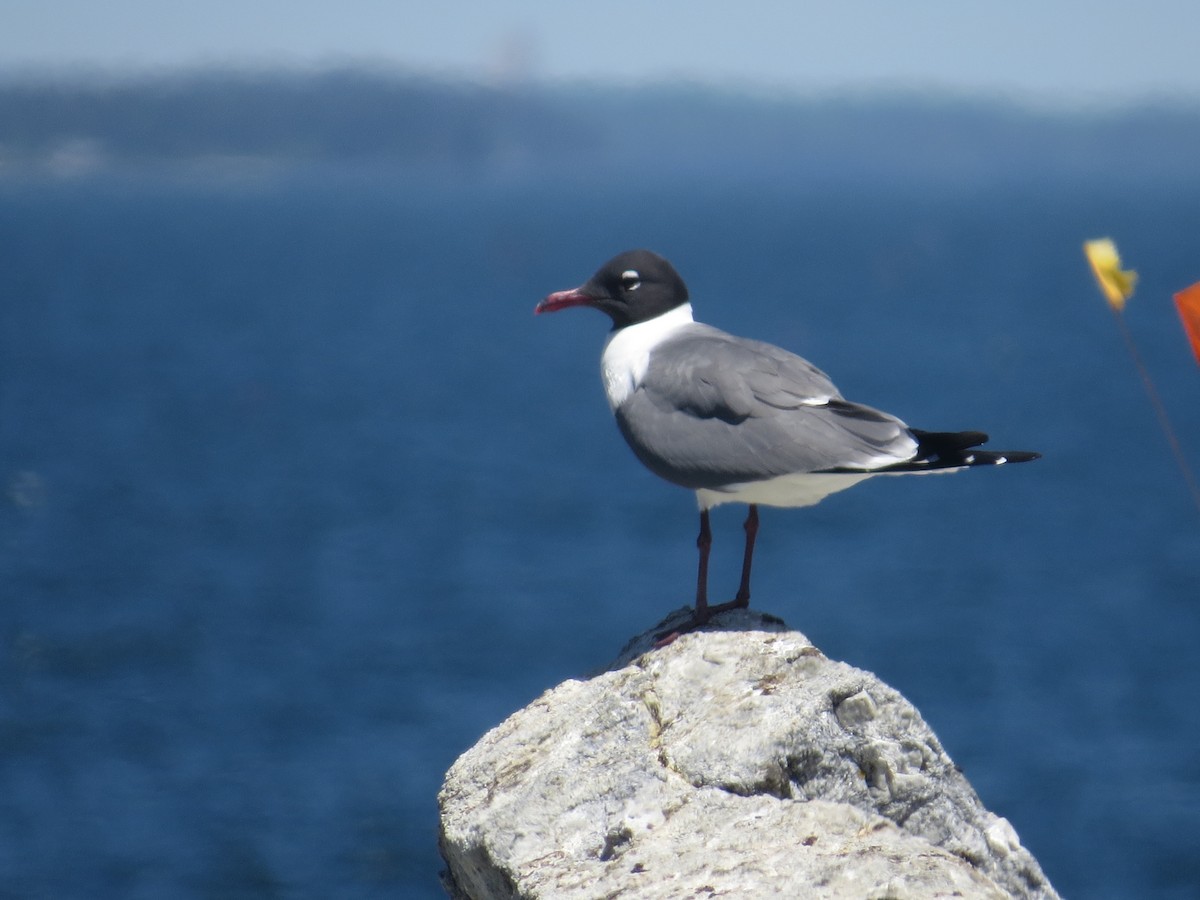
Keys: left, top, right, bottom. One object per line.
{"left": 5, "top": 1, "right": 1199, "bottom": 103}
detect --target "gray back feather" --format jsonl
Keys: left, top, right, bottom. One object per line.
{"left": 614, "top": 324, "right": 917, "bottom": 490}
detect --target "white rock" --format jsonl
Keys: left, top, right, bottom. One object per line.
{"left": 439, "top": 608, "right": 1059, "bottom": 899}
{"left": 986, "top": 817, "right": 1024, "bottom": 859}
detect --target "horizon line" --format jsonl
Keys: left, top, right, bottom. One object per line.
{"left": 1, "top": 60, "right": 1197, "bottom": 114}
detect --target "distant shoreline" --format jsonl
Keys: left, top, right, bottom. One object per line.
{"left": 2, "top": 69, "right": 1198, "bottom": 186}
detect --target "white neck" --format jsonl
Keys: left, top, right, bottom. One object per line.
{"left": 600, "top": 303, "right": 695, "bottom": 411}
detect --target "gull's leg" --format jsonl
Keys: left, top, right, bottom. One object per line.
{"left": 733, "top": 504, "right": 759, "bottom": 608}
{"left": 653, "top": 508, "right": 726, "bottom": 647}
{"left": 694, "top": 508, "right": 712, "bottom": 622}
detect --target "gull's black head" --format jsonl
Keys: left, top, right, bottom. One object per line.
{"left": 536, "top": 249, "right": 689, "bottom": 329}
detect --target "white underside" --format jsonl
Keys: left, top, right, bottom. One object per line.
{"left": 696, "top": 472, "right": 876, "bottom": 510}
{"left": 695, "top": 466, "right": 962, "bottom": 511}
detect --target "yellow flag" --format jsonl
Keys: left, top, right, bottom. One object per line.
{"left": 1084, "top": 238, "right": 1138, "bottom": 312}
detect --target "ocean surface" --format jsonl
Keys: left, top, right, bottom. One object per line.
{"left": 1, "top": 168, "right": 1198, "bottom": 899}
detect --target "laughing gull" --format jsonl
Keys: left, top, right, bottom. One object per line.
{"left": 536, "top": 249, "right": 1039, "bottom": 629}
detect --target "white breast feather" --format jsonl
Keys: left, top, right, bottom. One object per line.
{"left": 599, "top": 303, "right": 695, "bottom": 411}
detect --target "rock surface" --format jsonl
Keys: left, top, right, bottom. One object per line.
{"left": 438, "top": 608, "right": 1059, "bottom": 899}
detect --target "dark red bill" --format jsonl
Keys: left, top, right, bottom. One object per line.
{"left": 535, "top": 287, "right": 593, "bottom": 315}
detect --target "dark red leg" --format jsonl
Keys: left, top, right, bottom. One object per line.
{"left": 656, "top": 506, "right": 751, "bottom": 647}
{"left": 733, "top": 504, "right": 758, "bottom": 608}
{"left": 694, "top": 508, "right": 712, "bottom": 623}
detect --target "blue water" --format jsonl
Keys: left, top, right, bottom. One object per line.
{"left": 1, "top": 169, "right": 1198, "bottom": 899}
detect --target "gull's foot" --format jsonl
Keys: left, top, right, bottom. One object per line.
{"left": 652, "top": 598, "right": 751, "bottom": 647}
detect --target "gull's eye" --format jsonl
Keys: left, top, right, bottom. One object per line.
{"left": 620, "top": 269, "right": 641, "bottom": 292}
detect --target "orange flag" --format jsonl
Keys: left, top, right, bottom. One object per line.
{"left": 1175, "top": 281, "right": 1200, "bottom": 366}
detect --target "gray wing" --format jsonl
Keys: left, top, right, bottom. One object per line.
{"left": 614, "top": 325, "right": 918, "bottom": 490}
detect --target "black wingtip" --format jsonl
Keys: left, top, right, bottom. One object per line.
{"left": 997, "top": 450, "right": 1041, "bottom": 463}
{"left": 897, "top": 430, "right": 1041, "bottom": 471}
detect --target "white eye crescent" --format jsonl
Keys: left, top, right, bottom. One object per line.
{"left": 620, "top": 269, "right": 641, "bottom": 291}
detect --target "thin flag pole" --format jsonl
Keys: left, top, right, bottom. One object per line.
{"left": 1111, "top": 307, "right": 1200, "bottom": 513}
{"left": 1084, "top": 239, "right": 1200, "bottom": 517}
